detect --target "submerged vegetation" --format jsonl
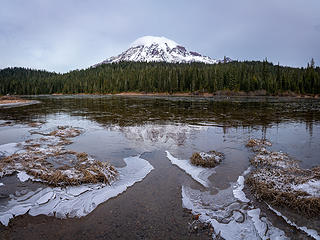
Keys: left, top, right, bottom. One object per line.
{"left": 0, "top": 60, "right": 319, "bottom": 95}
{"left": 0, "top": 126, "right": 118, "bottom": 186}
{"left": 190, "top": 151, "right": 223, "bottom": 168}
{"left": 246, "top": 139, "right": 320, "bottom": 217}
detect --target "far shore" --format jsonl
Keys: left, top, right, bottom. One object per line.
{"left": 2, "top": 91, "right": 318, "bottom": 100}
{"left": 0, "top": 96, "right": 35, "bottom": 107}
{"left": 50, "top": 91, "right": 319, "bottom": 99}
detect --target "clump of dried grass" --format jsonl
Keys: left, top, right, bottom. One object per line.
{"left": 0, "top": 126, "right": 118, "bottom": 187}
{"left": 246, "top": 167, "right": 320, "bottom": 217}
{"left": 250, "top": 150, "right": 299, "bottom": 169}
{"left": 246, "top": 139, "right": 320, "bottom": 217}
{"left": 49, "top": 126, "right": 82, "bottom": 138}
{"left": 28, "top": 122, "right": 44, "bottom": 128}
{"left": 190, "top": 150, "right": 224, "bottom": 168}
{"left": 246, "top": 138, "right": 272, "bottom": 152}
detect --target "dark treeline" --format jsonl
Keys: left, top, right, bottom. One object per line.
{"left": 1, "top": 60, "right": 319, "bottom": 95}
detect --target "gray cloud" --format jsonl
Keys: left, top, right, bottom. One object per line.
{"left": 315, "top": 24, "right": 320, "bottom": 32}
{"left": 0, "top": 0, "right": 319, "bottom": 72}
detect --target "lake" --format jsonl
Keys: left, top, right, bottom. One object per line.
{"left": 0, "top": 95, "right": 319, "bottom": 239}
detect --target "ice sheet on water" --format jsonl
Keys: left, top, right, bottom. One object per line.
{"left": 182, "top": 185, "right": 288, "bottom": 240}
{"left": 0, "top": 143, "right": 21, "bottom": 157}
{"left": 268, "top": 204, "right": 320, "bottom": 240}
{"left": 166, "top": 151, "right": 215, "bottom": 187}
{"left": 232, "top": 168, "right": 251, "bottom": 203}
{"left": 0, "top": 155, "right": 153, "bottom": 226}
{"left": 17, "top": 171, "right": 31, "bottom": 182}
{"left": 233, "top": 176, "right": 250, "bottom": 203}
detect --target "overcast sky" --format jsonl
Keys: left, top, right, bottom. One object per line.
{"left": 1, "top": 0, "right": 319, "bottom": 73}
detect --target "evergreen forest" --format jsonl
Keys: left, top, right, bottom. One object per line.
{"left": 0, "top": 60, "right": 319, "bottom": 95}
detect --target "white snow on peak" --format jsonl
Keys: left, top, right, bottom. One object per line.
{"left": 95, "top": 36, "right": 226, "bottom": 65}
{"left": 130, "top": 36, "right": 178, "bottom": 49}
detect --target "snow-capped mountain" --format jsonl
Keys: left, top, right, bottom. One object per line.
{"left": 96, "top": 36, "right": 227, "bottom": 65}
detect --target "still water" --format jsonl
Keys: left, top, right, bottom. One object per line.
{"left": 0, "top": 95, "right": 319, "bottom": 239}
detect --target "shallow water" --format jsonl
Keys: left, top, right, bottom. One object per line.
{"left": 0, "top": 95, "right": 320, "bottom": 239}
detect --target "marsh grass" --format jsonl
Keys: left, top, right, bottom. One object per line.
{"left": 190, "top": 150, "right": 224, "bottom": 168}
{"left": 246, "top": 138, "right": 320, "bottom": 217}
{"left": 0, "top": 126, "right": 118, "bottom": 186}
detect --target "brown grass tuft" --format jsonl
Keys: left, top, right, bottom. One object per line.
{"left": 0, "top": 126, "right": 118, "bottom": 187}
{"left": 246, "top": 138, "right": 272, "bottom": 148}
{"left": 246, "top": 139, "right": 320, "bottom": 217}
{"left": 190, "top": 151, "right": 223, "bottom": 168}
{"left": 246, "top": 168, "right": 320, "bottom": 217}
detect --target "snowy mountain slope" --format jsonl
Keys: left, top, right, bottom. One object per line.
{"left": 96, "top": 36, "right": 229, "bottom": 65}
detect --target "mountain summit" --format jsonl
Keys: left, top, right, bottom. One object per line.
{"left": 97, "top": 36, "right": 222, "bottom": 65}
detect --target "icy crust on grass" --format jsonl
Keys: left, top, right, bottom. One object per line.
{"left": 190, "top": 151, "right": 224, "bottom": 168}
{"left": 166, "top": 151, "right": 215, "bottom": 187}
{"left": 0, "top": 155, "right": 153, "bottom": 226}
{"left": 246, "top": 139, "right": 320, "bottom": 217}
{"left": 250, "top": 149, "right": 299, "bottom": 169}
{"left": 29, "top": 125, "right": 82, "bottom": 138}
{"left": 0, "top": 126, "right": 118, "bottom": 186}
{"left": 292, "top": 180, "right": 320, "bottom": 197}
{"left": 268, "top": 204, "right": 320, "bottom": 240}
{"left": 246, "top": 138, "right": 272, "bottom": 151}
{"left": 182, "top": 185, "right": 288, "bottom": 240}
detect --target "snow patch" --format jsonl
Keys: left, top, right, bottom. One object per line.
{"left": 98, "top": 36, "right": 220, "bottom": 65}
{"left": 131, "top": 36, "right": 178, "bottom": 49}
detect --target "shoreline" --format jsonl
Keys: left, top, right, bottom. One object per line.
{"left": 49, "top": 92, "right": 319, "bottom": 99}
{"left": 0, "top": 99, "right": 31, "bottom": 105}
{"left": 0, "top": 96, "right": 37, "bottom": 107}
